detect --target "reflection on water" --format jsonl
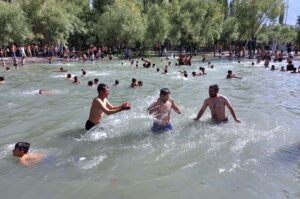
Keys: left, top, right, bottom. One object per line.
{"left": 0, "top": 58, "right": 300, "bottom": 199}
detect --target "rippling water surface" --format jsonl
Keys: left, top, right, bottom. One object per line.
{"left": 0, "top": 57, "right": 300, "bottom": 199}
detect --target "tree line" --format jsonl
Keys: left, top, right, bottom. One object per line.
{"left": 0, "top": 0, "right": 299, "bottom": 52}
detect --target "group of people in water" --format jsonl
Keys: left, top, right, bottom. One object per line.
{"left": 12, "top": 81, "right": 241, "bottom": 167}
{"left": 5, "top": 47, "right": 299, "bottom": 167}
{"left": 85, "top": 82, "right": 241, "bottom": 132}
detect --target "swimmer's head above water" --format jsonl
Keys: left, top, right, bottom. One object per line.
{"left": 13, "top": 142, "right": 30, "bottom": 157}
{"left": 209, "top": 84, "right": 219, "bottom": 98}
{"left": 97, "top": 83, "right": 109, "bottom": 98}
{"left": 39, "top": 89, "right": 44, "bottom": 94}
{"left": 160, "top": 88, "right": 171, "bottom": 103}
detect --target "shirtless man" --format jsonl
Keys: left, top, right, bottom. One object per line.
{"left": 194, "top": 84, "right": 240, "bottom": 123}
{"left": 147, "top": 88, "right": 181, "bottom": 133}
{"left": 85, "top": 84, "right": 131, "bottom": 130}
{"left": 12, "top": 142, "right": 45, "bottom": 167}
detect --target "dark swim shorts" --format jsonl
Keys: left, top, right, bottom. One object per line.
{"left": 151, "top": 123, "right": 173, "bottom": 133}
{"left": 85, "top": 120, "right": 96, "bottom": 130}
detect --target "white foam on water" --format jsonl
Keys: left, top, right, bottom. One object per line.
{"left": 6, "top": 102, "right": 17, "bottom": 108}
{"left": 79, "top": 154, "right": 107, "bottom": 170}
{"left": 182, "top": 162, "right": 198, "bottom": 169}
{"left": 52, "top": 74, "right": 67, "bottom": 78}
{"left": 218, "top": 168, "right": 226, "bottom": 173}
{"left": 77, "top": 130, "right": 109, "bottom": 142}
{"left": 20, "top": 89, "right": 40, "bottom": 96}
{"left": 87, "top": 71, "right": 110, "bottom": 76}
{"left": 0, "top": 144, "right": 14, "bottom": 160}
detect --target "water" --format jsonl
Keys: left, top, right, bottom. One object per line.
{"left": 0, "top": 58, "right": 300, "bottom": 199}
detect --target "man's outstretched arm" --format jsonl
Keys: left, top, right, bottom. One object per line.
{"left": 194, "top": 100, "right": 208, "bottom": 121}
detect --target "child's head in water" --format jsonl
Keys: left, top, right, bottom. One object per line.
{"left": 114, "top": 80, "right": 119, "bottom": 86}
{"left": 13, "top": 142, "right": 30, "bottom": 157}
{"left": 138, "top": 80, "right": 143, "bottom": 86}
{"left": 12, "top": 142, "right": 46, "bottom": 167}
{"left": 88, "top": 81, "right": 93, "bottom": 87}
{"left": 39, "top": 89, "right": 44, "bottom": 94}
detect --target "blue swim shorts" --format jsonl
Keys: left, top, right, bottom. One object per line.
{"left": 151, "top": 123, "right": 173, "bottom": 133}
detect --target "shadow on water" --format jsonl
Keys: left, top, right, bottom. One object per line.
{"left": 271, "top": 143, "right": 300, "bottom": 166}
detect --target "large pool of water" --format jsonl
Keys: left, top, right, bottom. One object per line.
{"left": 1, "top": 57, "right": 300, "bottom": 199}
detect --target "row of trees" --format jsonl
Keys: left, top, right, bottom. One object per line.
{"left": 0, "top": 0, "right": 299, "bottom": 51}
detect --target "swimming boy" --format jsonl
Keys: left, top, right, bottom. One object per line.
{"left": 12, "top": 142, "right": 45, "bottom": 167}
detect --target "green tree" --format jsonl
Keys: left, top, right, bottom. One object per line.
{"left": 219, "top": 17, "right": 239, "bottom": 45}
{"left": 296, "top": 29, "right": 300, "bottom": 45}
{"left": 257, "top": 25, "right": 296, "bottom": 44}
{"left": 166, "top": 0, "right": 181, "bottom": 46}
{"left": 0, "top": 1, "right": 31, "bottom": 46}
{"left": 278, "top": 4, "right": 285, "bottom": 24}
{"left": 93, "top": 0, "right": 114, "bottom": 14}
{"left": 235, "top": 0, "right": 285, "bottom": 39}
{"left": 95, "top": 0, "right": 146, "bottom": 48}
{"left": 144, "top": 4, "right": 170, "bottom": 48}
{"left": 174, "top": 0, "right": 223, "bottom": 49}
{"left": 21, "top": 0, "right": 85, "bottom": 45}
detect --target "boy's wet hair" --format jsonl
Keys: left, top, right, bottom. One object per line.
{"left": 15, "top": 142, "right": 30, "bottom": 153}
{"left": 209, "top": 84, "right": 219, "bottom": 91}
{"left": 67, "top": 74, "right": 71, "bottom": 78}
{"left": 160, "top": 88, "right": 170, "bottom": 95}
{"left": 0, "top": 76, "right": 4, "bottom": 81}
